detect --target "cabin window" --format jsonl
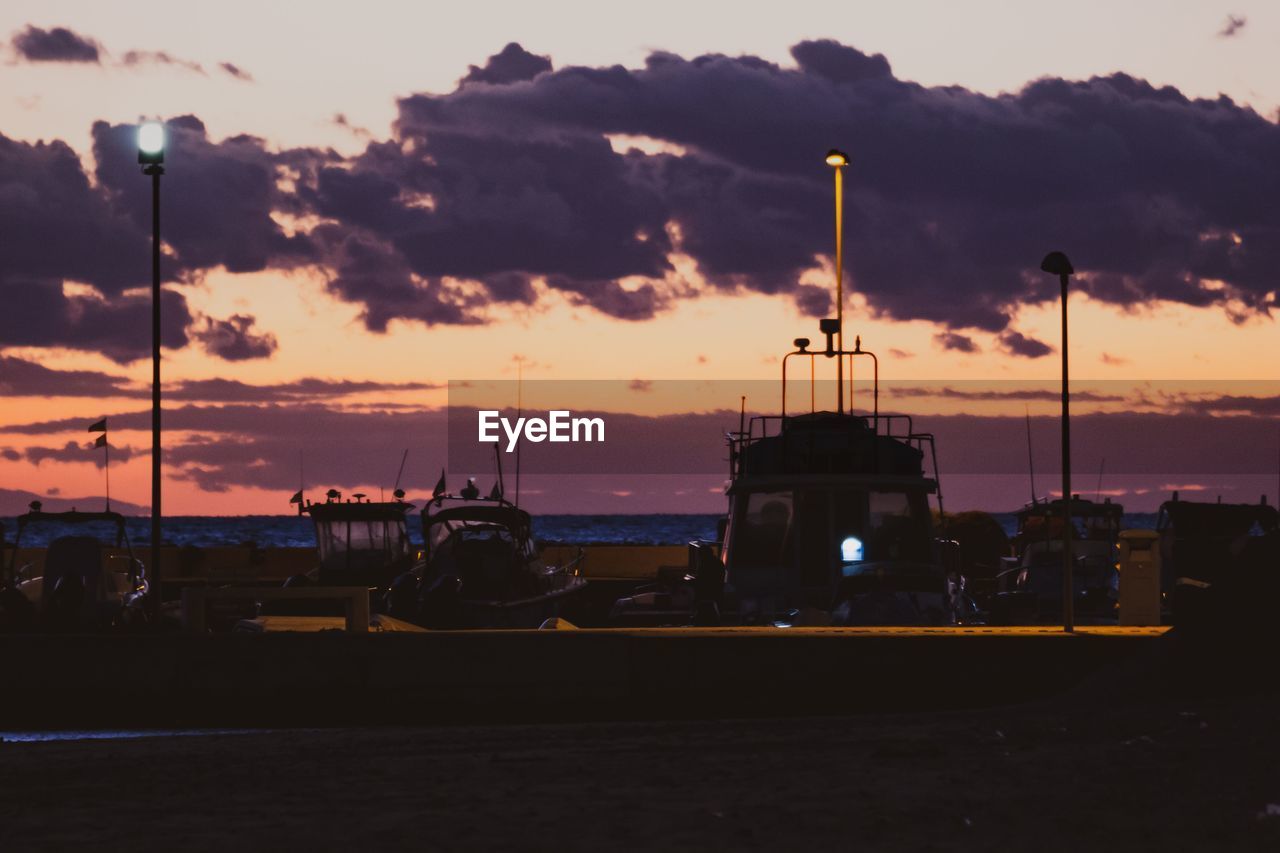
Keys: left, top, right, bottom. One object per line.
{"left": 732, "top": 491, "right": 794, "bottom": 568}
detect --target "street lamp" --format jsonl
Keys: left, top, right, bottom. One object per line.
{"left": 1041, "top": 250, "right": 1074, "bottom": 633}
{"left": 826, "top": 149, "right": 849, "bottom": 413}
{"left": 138, "top": 121, "right": 164, "bottom": 621}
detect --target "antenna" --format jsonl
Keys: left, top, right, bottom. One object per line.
{"left": 103, "top": 428, "right": 110, "bottom": 513}
{"left": 1025, "top": 405, "right": 1037, "bottom": 505}
{"left": 493, "top": 442, "right": 505, "bottom": 500}
{"left": 514, "top": 359, "right": 523, "bottom": 506}
{"left": 393, "top": 448, "right": 409, "bottom": 492}
{"left": 739, "top": 395, "right": 746, "bottom": 438}
{"left": 1095, "top": 457, "right": 1106, "bottom": 502}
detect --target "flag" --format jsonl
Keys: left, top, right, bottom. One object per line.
{"left": 94, "top": 434, "right": 108, "bottom": 448}
{"left": 432, "top": 469, "right": 447, "bottom": 499}
{"left": 488, "top": 481, "right": 502, "bottom": 500}
{"left": 88, "top": 418, "right": 106, "bottom": 433}
{"left": 289, "top": 490, "right": 303, "bottom": 505}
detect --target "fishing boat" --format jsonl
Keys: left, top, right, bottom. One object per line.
{"left": 612, "top": 320, "right": 965, "bottom": 627}
{"left": 415, "top": 483, "right": 586, "bottom": 629}
{"left": 0, "top": 502, "right": 149, "bottom": 631}
{"left": 232, "top": 488, "right": 424, "bottom": 632}
{"left": 990, "top": 496, "right": 1123, "bottom": 624}
{"left": 1156, "top": 492, "right": 1279, "bottom": 627}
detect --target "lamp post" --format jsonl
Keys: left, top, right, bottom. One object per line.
{"left": 826, "top": 149, "right": 849, "bottom": 414}
{"left": 138, "top": 121, "right": 165, "bottom": 621}
{"left": 1041, "top": 250, "right": 1074, "bottom": 633}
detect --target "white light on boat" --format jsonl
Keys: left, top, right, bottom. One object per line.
{"left": 840, "top": 535, "right": 864, "bottom": 562}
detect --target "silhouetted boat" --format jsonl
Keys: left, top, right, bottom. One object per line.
{"left": 0, "top": 502, "right": 149, "bottom": 632}
{"left": 414, "top": 489, "right": 586, "bottom": 629}
{"left": 612, "top": 322, "right": 966, "bottom": 626}
{"left": 990, "top": 496, "right": 1123, "bottom": 624}
{"left": 1157, "top": 492, "right": 1279, "bottom": 627}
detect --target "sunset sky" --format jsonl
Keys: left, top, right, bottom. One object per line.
{"left": 1, "top": 1, "right": 1278, "bottom": 514}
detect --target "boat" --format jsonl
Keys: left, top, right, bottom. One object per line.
{"left": 1156, "top": 491, "right": 1279, "bottom": 628}
{"left": 0, "top": 501, "right": 149, "bottom": 631}
{"left": 238, "top": 481, "right": 585, "bottom": 631}
{"left": 990, "top": 496, "right": 1123, "bottom": 624}
{"left": 611, "top": 320, "right": 967, "bottom": 627}
{"left": 415, "top": 486, "right": 587, "bottom": 629}
{"left": 231, "top": 488, "right": 423, "bottom": 631}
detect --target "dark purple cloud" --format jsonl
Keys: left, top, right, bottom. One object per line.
{"left": 0, "top": 355, "right": 135, "bottom": 397}
{"left": 461, "top": 43, "right": 552, "bottom": 86}
{"left": 25, "top": 440, "right": 141, "bottom": 468}
{"left": 0, "top": 281, "right": 192, "bottom": 363}
{"left": 0, "top": 355, "right": 438, "bottom": 402}
{"left": 934, "top": 331, "right": 979, "bottom": 353}
{"left": 10, "top": 25, "right": 100, "bottom": 63}
{"left": 92, "top": 116, "right": 318, "bottom": 276}
{"left": 219, "top": 61, "right": 253, "bottom": 81}
{"left": 305, "top": 40, "right": 1278, "bottom": 335}
{"left": 1, "top": 448, "right": 20, "bottom": 461}
{"left": 997, "top": 330, "right": 1053, "bottom": 358}
{"left": 1219, "top": 15, "right": 1247, "bottom": 38}
{"left": 8, "top": 39, "right": 1280, "bottom": 360}
{"left": 191, "top": 313, "right": 278, "bottom": 361}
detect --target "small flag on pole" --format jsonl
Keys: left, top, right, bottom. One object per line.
{"left": 94, "top": 434, "right": 108, "bottom": 448}
{"left": 289, "top": 490, "right": 303, "bottom": 505}
{"left": 433, "top": 469, "right": 447, "bottom": 499}
{"left": 88, "top": 418, "right": 106, "bottom": 433}
{"left": 488, "top": 481, "right": 502, "bottom": 500}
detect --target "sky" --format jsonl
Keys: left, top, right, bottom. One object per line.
{"left": 0, "top": 1, "right": 1278, "bottom": 514}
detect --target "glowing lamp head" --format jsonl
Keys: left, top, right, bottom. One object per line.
{"left": 137, "top": 122, "right": 165, "bottom": 165}
{"left": 840, "top": 535, "right": 864, "bottom": 562}
{"left": 825, "top": 148, "right": 849, "bottom": 168}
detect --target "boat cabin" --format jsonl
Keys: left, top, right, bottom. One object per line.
{"left": 300, "top": 490, "right": 415, "bottom": 587}
{"left": 713, "top": 325, "right": 952, "bottom": 623}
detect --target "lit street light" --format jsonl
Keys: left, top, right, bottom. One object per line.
{"left": 826, "top": 148, "right": 849, "bottom": 414}
{"left": 138, "top": 121, "right": 164, "bottom": 621}
{"left": 1041, "top": 250, "right": 1075, "bottom": 633}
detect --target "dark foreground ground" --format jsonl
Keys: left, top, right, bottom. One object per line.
{"left": 3, "top": 684, "right": 1280, "bottom": 852}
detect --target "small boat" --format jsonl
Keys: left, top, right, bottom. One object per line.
{"left": 416, "top": 485, "right": 586, "bottom": 629}
{"left": 232, "top": 488, "right": 419, "bottom": 631}
{"left": 0, "top": 501, "right": 149, "bottom": 632}
{"left": 990, "top": 496, "right": 1123, "bottom": 624}
{"left": 612, "top": 321, "right": 967, "bottom": 627}
{"left": 1156, "top": 491, "right": 1279, "bottom": 627}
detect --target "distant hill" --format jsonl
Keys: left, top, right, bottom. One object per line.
{"left": 0, "top": 488, "right": 147, "bottom": 517}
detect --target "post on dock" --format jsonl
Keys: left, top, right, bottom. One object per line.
{"left": 138, "top": 122, "right": 166, "bottom": 622}
{"left": 1042, "top": 251, "right": 1075, "bottom": 633}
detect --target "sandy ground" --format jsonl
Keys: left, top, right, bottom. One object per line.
{"left": 3, "top": 687, "right": 1280, "bottom": 853}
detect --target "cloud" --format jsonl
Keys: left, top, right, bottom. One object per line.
{"left": 0, "top": 355, "right": 136, "bottom": 397}
{"left": 1, "top": 448, "right": 20, "bottom": 461}
{"left": 219, "top": 61, "right": 253, "bottom": 82}
{"left": 9, "top": 39, "right": 1280, "bottom": 357}
{"left": 934, "top": 331, "right": 979, "bottom": 353}
{"left": 10, "top": 25, "right": 100, "bottom": 63}
{"left": 294, "top": 40, "right": 1280, "bottom": 336}
{"left": 191, "top": 313, "right": 278, "bottom": 361}
{"left": 461, "top": 43, "right": 553, "bottom": 86}
{"left": 997, "top": 330, "right": 1053, "bottom": 358}
{"left": 0, "top": 281, "right": 192, "bottom": 363}
{"left": 1219, "top": 15, "right": 1247, "bottom": 37}
{"left": 0, "top": 355, "right": 439, "bottom": 402}
{"left": 1100, "top": 352, "right": 1130, "bottom": 366}
{"left": 92, "top": 116, "right": 319, "bottom": 276}
{"left": 121, "top": 50, "right": 205, "bottom": 75}
{"left": 25, "top": 440, "right": 141, "bottom": 468}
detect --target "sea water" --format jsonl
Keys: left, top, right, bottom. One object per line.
{"left": 1, "top": 512, "right": 1160, "bottom": 549}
